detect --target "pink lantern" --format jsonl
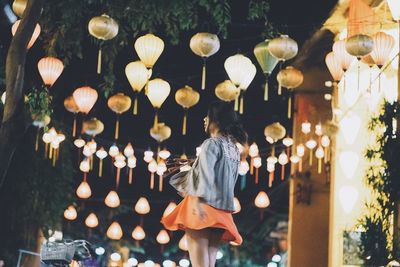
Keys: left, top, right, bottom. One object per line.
{"left": 37, "top": 57, "right": 64, "bottom": 86}
{"left": 11, "top": 20, "right": 41, "bottom": 49}
{"left": 370, "top": 32, "right": 395, "bottom": 68}
{"left": 325, "top": 52, "right": 344, "bottom": 82}
{"left": 332, "top": 40, "right": 356, "bottom": 71}
{"left": 73, "top": 86, "right": 98, "bottom": 114}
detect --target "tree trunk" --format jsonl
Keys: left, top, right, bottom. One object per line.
{"left": 0, "top": 0, "right": 44, "bottom": 189}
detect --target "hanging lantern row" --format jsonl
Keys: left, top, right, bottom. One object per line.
{"left": 41, "top": 127, "right": 66, "bottom": 166}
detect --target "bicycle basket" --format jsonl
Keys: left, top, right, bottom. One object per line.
{"left": 40, "top": 241, "right": 76, "bottom": 265}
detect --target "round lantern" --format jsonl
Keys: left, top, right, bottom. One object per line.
{"left": 254, "top": 39, "right": 279, "bottom": 100}
{"left": 85, "top": 213, "right": 99, "bottom": 228}
{"left": 64, "top": 96, "right": 79, "bottom": 137}
{"left": 150, "top": 123, "right": 171, "bottom": 143}
{"left": 105, "top": 190, "right": 120, "bottom": 208}
{"left": 64, "top": 205, "right": 77, "bottom": 221}
{"left": 268, "top": 35, "right": 298, "bottom": 61}
{"left": 82, "top": 118, "right": 104, "bottom": 137}
{"left": 96, "top": 147, "right": 107, "bottom": 177}
{"left": 325, "top": 52, "right": 344, "bottom": 82}
{"left": 175, "top": 85, "right": 200, "bottom": 135}
{"left": 73, "top": 86, "right": 98, "bottom": 114}
{"left": 345, "top": 34, "right": 374, "bottom": 59}
{"left": 370, "top": 32, "right": 395, "bottom": 68}
{"left": 189, "top": 32, "right": 220, "bottom": 90}
{"left": 135, "top": 197, "right": 150, "bottom": 215}
{"left": 125, "top": 61, "right": 150, "bottom": 114}
{"left": 156, "top": 230, "right": 170, "bottom": 245}
{"left": 147, "top": 78, "right": 170, "bottom": 127}
{"left": 134, "top": 33, "right": 164, "bottom": 70}
{"left": 264, "top": 122, "right": 286, "bottom": 143}
{"left": 215, "top": 80, "right": 240, "bottom": 102}
{"left": 11, "top": 20, "right": 40, "bottom": 49}
{"left": 277, "top": 66, "right": 303, "bottom": 118}
{"left": 107, "top": 221, "right": 123, "bottom": 240}
{"left": 37, "top": 57, "right": 64, "bottom": 87}
{"left": 255, "top": 191, "right": 270, "bottom": 208}
{"left": 332, "top": 40, "right": 356, "bottom": 71}
{"left": 88, "top": 14, "right": 119, "bottom": 74}
{"left": 132, "top": 226, "right": 146, "bottom": 241}
{"left": 76, "top": 181, "right": 92, "bottom": 199}
{"left": 12, "top": 0, "right": 27, "bottom": 17}
{"left": 107, "top": 93, "right": 132, "bottom": 140}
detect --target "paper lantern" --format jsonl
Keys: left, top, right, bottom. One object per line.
{"left": 107, "top": 93, "right": 132, "bottom": 140}
{"left": 132, "top": 226, "right": 145, "bottom": 241}
{"left": 79, "top": 159, "right": 90, "bottom": 173}
{"left": 64, "top": 205, "right": 77, "bottom": 221}
{"left": 268, "top": 35, "right": 298, "bottom": 61}
{"left": 254, "top": 39, "right": 279, "bottom": 100}
{"left": 233, "top": 197, "right": 241, "bottom": 214}
{"left": 148, "top": 160, "right": 157, "bottom": 190}
{"left": 74, "top": 138, "right": 85, "bottom": 148}
{"left": 107, "top": 221, "right": 123, "bottom": 240}
{"left": 175, "top": 85, "right": 200, "bottom": 135}
{"left": 114, "top": 153, "right": 126, "bottom": 189}
{"left": 325, "top": 52, "right": 344, "bottom": 82}
{"left": 76, "top": 181, "right": 92, "bottom": 199}
{"left": 238, "top": 160, "right": 250, "bottom": 176}
{"left": 37, "top": 57, "right": 64, "bottom": 87}
{"left": 82, "top": 118, "right": 104, "bottom": 137}
{"left": 215, "top": 80, "right": 240, "bottom": 102}
{"left": 345, "top": 34, "right": 374, "bottom": 59}
{"left": 109, "top": 145, "right": 119, "bottom": 158}
{"left": 264, "top": 122, "right": 286, "bottom": 143}
{"left": 163, "top": 202, "right": 177, "bottom": 217}
{"left": 255, "top": 191, "right": 270, "bottom": 208}
{"left": 147, "top": 78, "right": 170, "bottom": 126}
{"left": 64, "top": 96, "right": 79, "bottom": 137}
{"left": 143, "top": 150, "right": 154, "bottom": 163}
{"left": 125, "top": 61, "right": 150, "bottom": 114}
{"left": 123, "top": 143, "right": 134, "bottom": 157}
{"left": 11, "top": 20, "right": 40, "bottom": 49}
{"left": 85, "top": 213, "right": 99, "bottom": 228}
{"left": 12, "top": 0, "right": 27, "bottom": 17}
{"left": 127, "top": 156, "right": 137, "bottom": 184}
{"left": 156, "top": 230, "right": 170, "bottom": 245}
{"left": 388, "top": 0, "right": 400, "bottom": 20}
{"left": 73, "top": 86, "right": 98, "bottom": 114}
{"left": 135, "top": 197, "right": 150, "bottom": 215}
{"left": 95, "top": 147, "right": 107, "bottom": 177}
{"left": 189, "top": 32, "right": 220, "bottom": 89}
{"left": 277, "top": 66, "right": 303, "bottom": 118}
{"left": 332, "top": 40, "right": 356, "bottom": 71}
{"left": 134, "top": 33, "right": 164, "bottom": 69}
{"left": 278, "top": 151, "right": 289, "bottom": 180}
{"left": 88, "top": 14, "right": 119, "bottom": 73}
{"left": 178, "top": 235, "right": 188, "bottom": 251}
{"left": 105, "top": 190, "right": 120, "bottom": 208}
{"left": 370, "top": 32, "right": 395, "bottom": 68}
{"left": 150, "top": 123, "right": 171, "bottom": 143}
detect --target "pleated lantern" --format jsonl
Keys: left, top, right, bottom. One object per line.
{"left": 107, "top": 221, "right": 123, "bottom": 240}
{"left": 332, "top": 40, "right": 356, "bottom": 71}
{"left": 325, "top": 52, "right": 344, "bottom": 82}
{"left": 147, "top": 79, "right": 170, "bottom": 127}
{"left": 107, "top": 93, "right": 131, "bottom": 140}
{"left": 370, "top": 32, "right": 395, "bottom": 68}
{"left": 82, "top": 118, "right": 104, "bottom": 137}
{"left": 64, "top": 96, "right": 80, "bottom": 137}
{"left": 114, "top": 153, "right": 126, "bottom": 189}
{"left": 134, "top": 33, "right": 164, "bottom": 80}
{"left": 175, "top": 86, "right": 200, "bottom": 135}
{"left": 85, "top": 213, "right": 99, "bottom": 228}
{"left": 345, "top": 34, "right": 374, "bottom": 59}
{"left": 254, "top": 39, "right": 279, "bottom": 100}
{"left": 276, "top": 67, "right": 303, "bottom": 118}
{"left": 215, "top": 80, "right": 240, "bottom": 102}
{"left": 125, "top": 61, "right": 150, "bottom": 114}
{"left": 37, "top": 57, "right": 64, "bottom": 87}
{"left": 12, "top": 0, "right": 27, "bottom": 17}
{"left": 11, "top": 20, "right": 40, "bottom": 49}
{"left": 73, "top": 86, "right": 98, "bottom": 114}
{"left": 189, "top": 32, "right": 220, "bottom": 90}
{"left": 267, "top": 35, "right": 298, "bottom": 61}
{"left": 88, "top": 14, "right": 119, "bottom": 74}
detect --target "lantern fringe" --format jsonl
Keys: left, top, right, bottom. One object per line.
{"left": 264, "top": 76, "right": 269, "bottom": 101}
{"left": 99, "top": 159, "right": 103, "bottom": 177}
{"left": 159, "top": 175, "right": 163, "bottom": 192}
{"left": 129, "top": 168, "right": 133, "bottom": 184}
{"left": 201, "top": 59, "right": 206, "bottom": 90}
{"left": 150, "top": 173, "right": 155, "bottom": 190}
{"left": 133, "top": 96, "right": 138, "bottom": 115}
{"left": 97, "top": 49, "right": 102, "bottom": 74}
{"left": 115, "top": 116, "right": 120, "bottom": 140}
{"left": 239, "top": 94, "right": 244, "bottom": 115}
{"left": 72, "top": 115, "right": 77, "bottom": 138}
{"left": 182, "top": 111, "right": 187, "bottom": 136}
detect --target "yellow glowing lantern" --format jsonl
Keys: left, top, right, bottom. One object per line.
{"left": 107, "top": 221, "right": 123, "bottom": 240}
{"left": 95, "top": 147, "right": 107, "bottom": 177}
{"left": 73, "top": 86, "right": 98, "bottom": 114}
{"left": 64, "top": 205, "right": 77, "bottom": 221}
{"left": 134, "top": 33, "right": 164, "bottom": 71}
{"left": 264, "top": 122, "right": 286, "bottom": 143}
{"left": 156, "top": 230, "right": 170, "bottom": 245}
{"left": 76, "top": 181, "right": 92, "bottom": 199}
{"left": 325, "top": 51, "right": 344, "bottom": 82}
{"left": 370, "top": 32, "right": 395, "bottom": 68}
{"left": 156, "top": 161, "right": 167, "bottom": 192}
{"left": 189, "top": 32, "right": 220, "bottom": 90}
{"left": 12, "top": 0, "right": 27, "bottom": 17}
{"left": 85, "top": 213, "right": 99, "bottom": 228}
{"left": 178, "top": 235, "right": 188, "bottom": 251}
{"left": 277, "top": 66, "right": 303, "bottom": 118}
{"left": 37, "top": 57, "right": 64, "bottom": 87}
{"left": 74, "top": 138, "right": 85, "bottom": 148}
{"left": 233, "top": 197, "right": 241, "bottom": 214}
{"left": 215, "top": 80, "right": 240, "bottom": 102}
{"left": 125, "top": 61, "right": 150, "bottom": 114}
{"left": 255, "top": 191, "right": 270, "bottom": 208}
{"left": 175, "top": 85, "right": 200, "bottom": 135}
{"left": 147, "top": 79, "right": 170, "bottom": 126}
{"left": 163, "top": 202, "right": 177, "bottom": 217}
{"left": 107, "top": 93, "right": 132, "bottom": 140}
{"left": 64, "top": 96, "right": 79, "bottom": 137}
{"left": 88, "top": 14, "right": 119, "bottom": 73}
{"left": 268, "top": 35, "right": 298, "bottom": 62}
{"left": 11, "top": 20, "right": 40, "bottom": 49}
{"left": 254, "top": 39, "right": 279, "bottom": 100}
{"left": 132, "top": 226, "right": 146, "bottom": 241}
{"left": 135, "top": 197, "right": 150, "bottom": 215}
{"left": 79, "top": 159, "right": 90, "bottom": 173}
{"left": 82, "top": 118, "right": 104, "bottom": 137}
{"left": 105, "top": 190, "right": 120, "bottom": 208}
{"left": 150, "top": 123, "right": 172, "bottom": 144}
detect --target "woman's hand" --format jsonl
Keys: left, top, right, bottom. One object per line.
{"left": 192, "top": 198, "right": 207, "bottom": 220}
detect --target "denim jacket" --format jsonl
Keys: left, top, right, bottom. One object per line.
{"left": 170, "top": 136, "right": 240, "bottom": 212}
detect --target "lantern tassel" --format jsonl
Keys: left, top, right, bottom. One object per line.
{"left": 133, "top": 95, "right": 138, "bottom": 115}
{"left": 278, "top": 82, "right": 282, "bottom": 95}
{"left": 150, "top": 173, "right": 155, "bottom": 190}
{"left": 97, "top": 49, "right": 102, "bottom": 74}
{"left": 129, "top": 168, "right": 133, "bottom": 184}
{"left": 239, "top": 93, "right": 244, "bottom": 115}
{"left": 255, "top": 167, "right": 259, "bottom": 184}
{"left": 309, "top": 150, "right": 313, "bottom": 166}
{"left": 72, "top": 115, "right": 77, "bottom": 137}
{"left": 288, "top": 94, "right": 292, "bottom": 119}
{"left": 318, "top": 158, "right": 322, "bottom": 174}
{"left": 250, "top": 157, "right": 254, "bottom": 175}
{"left": 90, "top": 155, "right": 93, "bottom": 170}
{"left": 269, "top": 171, "right": 274, "bottom": 188}
{"left": 52, "top": 148, "right": 56, "bottom": 167}
{"left": 201, "top": 59, "right": 206, "bottom": 90}
{"left": 281, "top": 165, "right": 285, "bottom": 180}
{"left": 44, "top": 143, "right": 48, "bottom": 159}
{"left": 159, "top": 175, "right": 163, "bottom": 192}
{"left": 49, "top": 144, "right": 53, "bottom": 159}
{"left": 234, "top": 95, "right": 239, "bottom": 111}
{"left": 115, "top": 116, "right": 120, "bottom": 141}
{"left": 154, "top": 111, "right": 158, "bottom": 128}
{"left": 182, "top": 110, "right": 187, "bottom": 136}
{"left": 99, "top": 159, "right": 103, "bottom": 177}
{"left": 299, "top": 158, "right": 303, "bottom": 172}
{"left": 35, "top": 128, "right": 40, "bottom": 152}
{"left": 264, "top": 76, "right": 269, "bottom": 101}
{"left": 116, "top": 168, "right": 121, "bottom": 190}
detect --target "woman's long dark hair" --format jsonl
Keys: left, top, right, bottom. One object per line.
{"left": 207, "top": 101, "right": 248, "bottom": 145}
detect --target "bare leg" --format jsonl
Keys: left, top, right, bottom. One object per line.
{"left": 186, "top": 229, "right": 210, "bottom": 267}
{"left": 208, "top": 229, "right": 223, "bottom": 267}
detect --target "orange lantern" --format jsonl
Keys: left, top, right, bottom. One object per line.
{"left": 370, "top": 32, "right": 395, "bottom": 68}
{"left": 73, "top": 86, "right": 98, "bottom": 114}
{"left": 105, "top": 190, "right": 120, "bottom": 208}
{"left": 76, "top": 180, "right": 92, "bottom": 199}
{"left": 107, "top": 93, "right": 132, "bottom": 140}
{"left": 85, "top": 213, "right": 99, "bottom": 228}
{"left": 132, "top": 226, "right": 146, "bottom": 241}
{"left": 11, "top": 20, "right": 40, "bottom": 49}
{"left": 135, "top": 197, "right": 150, "bottom": 215}
{"left": 156, "top": 230, "right": 170, "bottom": 245}
{"left": 107, "top": 221, "right": 123, "bottom": 240}
{"left": 37, "top": 57, "right": 64, "bottom": 87}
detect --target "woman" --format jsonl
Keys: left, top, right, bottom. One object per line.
{"left": 161, "top": 101, "right": 247, "bottom": 267}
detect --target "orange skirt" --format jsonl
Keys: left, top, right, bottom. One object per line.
{"left": 161, "top": 195, "right": 243, "bottom": 245}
